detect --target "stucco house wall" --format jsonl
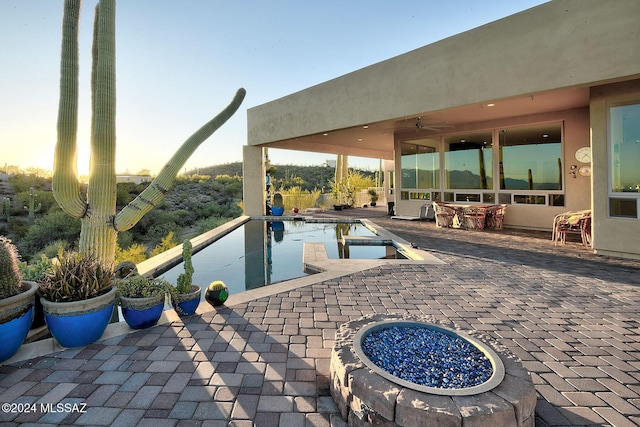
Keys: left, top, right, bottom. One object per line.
{"left": 590, "top": 79, "right": 640, "bottom": 259}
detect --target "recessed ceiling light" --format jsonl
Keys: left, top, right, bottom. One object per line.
{"left": 357, "top": 138, "right": 363, "bottom": 142}
{"left": 542, "top": 134, "right": 549, "bottom": 138}
{"left": 323, "top": 133, "right": 329, "bottom": 136}
{"left": 487, "top": 103, "right": 495, "bottom": 107}
{"left": 363, "top": 125, "right": 369, "bottom": 129}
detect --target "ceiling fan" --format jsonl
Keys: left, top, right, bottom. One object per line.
{"left": 393, "top": 117, "right": 453, "bottom": 133}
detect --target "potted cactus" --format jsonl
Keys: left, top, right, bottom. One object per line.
{"left": 0, "top": 237, "right": 38, "bottom": 362}
{"left": 171, "top": 239, "right": 201, "bottom": 316}
{"left": 37, "top": 250, "right": 116, "bottom": 348}
{"left": 116, "top": 275, "right": 175, "bottom": 329}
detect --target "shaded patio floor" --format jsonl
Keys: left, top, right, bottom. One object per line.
{"left": 1, "top": 206, "right": 640, "bottom": 426}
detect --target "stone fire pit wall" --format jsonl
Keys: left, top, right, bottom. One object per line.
{"left": 330, "top": 313, "right": 536, "bottom": 427}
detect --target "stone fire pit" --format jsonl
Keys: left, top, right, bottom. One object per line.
{"left": 330, "top": 314, "right": 536, "bottom": 426}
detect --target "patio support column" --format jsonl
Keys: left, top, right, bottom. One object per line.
{"left": 242, "top": 145, "right": 265, "bottom": 216}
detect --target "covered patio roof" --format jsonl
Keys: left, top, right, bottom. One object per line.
{"left": 247, "top": 0, "right": 638, "bottom": 161}
{"left": 257, "top": 86, "right": 590, "bottom": 161}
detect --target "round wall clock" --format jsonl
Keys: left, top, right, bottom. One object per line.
{"left": 578, "top": 165, "right": 591, "bottom": 177}
{"left": 575, "top": 146, "right": 591, "bottom": 163}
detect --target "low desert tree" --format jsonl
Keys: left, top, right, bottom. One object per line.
{"left": 53, "top": 0, "right": 245, "bottom": 266}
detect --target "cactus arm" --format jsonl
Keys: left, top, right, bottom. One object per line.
{"left": 114, "top": 88, "right": 246, "bottom": 231}
{"left": 53, "top": 0, "right": 86, "bottom": 219}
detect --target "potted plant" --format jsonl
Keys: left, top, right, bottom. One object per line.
{"left": 37, "top": 250, "right": 116, "bottom": 348}
{"left": 116, "top": 275, "right": 174, "bottom": 329}
{"left": 368, "top": 189, "right": 379, "bottom": 207}
{"left": 19, "top": 255, "right": 53, "bottom": 329}
{"left": 171, "top": 239, "right": 201, "bottom": 316}
{"left": 0, "top": 237, "right": 38, "bottom": 362}
{"left": 271, "top": 193, "right": 285, "bottom": 216}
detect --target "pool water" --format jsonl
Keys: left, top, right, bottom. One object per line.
{"left": 158, "top": 220, "right": 401, "bottom": 295}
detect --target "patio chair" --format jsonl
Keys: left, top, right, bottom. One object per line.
{"left": 485, "top": 204, "right": 507, "bottom": 230}
{"left": 552, "top": 210, "right": 591, "bottom": 246}
{"left": 462, "top": 207, "right": 486, "bottom": 230}
{"left": 579, "top": 211, "right": 592, "bottom": 247}
{"left": 433, "top": 202, "right": 456, "bottom": 228}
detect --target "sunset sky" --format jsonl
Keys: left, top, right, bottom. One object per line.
{"left": 1, "top": 0, "right": 548, "bottom": 175}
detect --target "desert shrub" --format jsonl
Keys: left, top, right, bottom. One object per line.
{"left": 35, "top": 239, "right": 72, "bottom": 260}
{"left": 213, "top": 175, "right": 243, "bottom": 201}
{"left": 117, "top": 231, "right": 135, "bottom": 250}
{"left": 146, "top": 222, "right": 182, "bottom": 247}
{"left": 129, "top": 209, "right": 181, "bottom": 246}
{"left": 278, "top": 187, "right": 321, "bottom": 211}
{"left": 115, "top": 243, "right": 147, "bottom": 265}
{"left": 330, "top": 171, "right": 376, "bottom": 207}
{"left": 171, "top": 209, "right": 195, "bottom": 227}
{"left": 8, "top": 174, "right": 49, "bottom": 193}
{"left": 115, "top": 182, "right": 150, "bottom": 208}
{"left": 150, "top": 231, "right": 179, "bottom": 257}
{"left": 19, "top": 211, "right": 81, "bottom": 259}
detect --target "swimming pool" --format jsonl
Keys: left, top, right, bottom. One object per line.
{"left": 156, "top": 219, "right": 406, "bottom": 295}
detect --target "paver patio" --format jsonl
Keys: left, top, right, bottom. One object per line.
{"left": 1, "top": 208, "right": 639, "bottom": 426}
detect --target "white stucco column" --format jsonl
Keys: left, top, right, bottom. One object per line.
{"left": 242, "top": 145, "right": 265, "bottom": 216}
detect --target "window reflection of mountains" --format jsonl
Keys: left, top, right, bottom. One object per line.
{"left": 444, "top": 169, "right": 560, "bottom": 190}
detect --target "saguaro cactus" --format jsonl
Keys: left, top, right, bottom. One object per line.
{"left": 53, "top": 0, "right": 245, "bottom": 266}
{"left": 2, "top": 197, "right": 11, "bottom": 222}
{"left": 23, "top": 187, "right": 42, "bottom": 224}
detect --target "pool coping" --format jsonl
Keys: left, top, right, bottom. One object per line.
{"left": 3, "top": 215, "right": 444, "bottom": 365}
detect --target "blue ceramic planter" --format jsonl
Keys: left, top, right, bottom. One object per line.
{"left": 0, "top": 306, "right": 34, "bottom": 362}
{"left": 0, "top": 281, "right": 38, "bottom": 362}
{"left": 120, "top": 295, "right": 164, "bottom": 329}
{"left": 41, "top": 287, "right": 116, "bottom": 348}
{"left": 172, "top": 285, "right": 201, "bottom": 317}
{"left": 271, "top": 206, "right": 284, "bottom": 216}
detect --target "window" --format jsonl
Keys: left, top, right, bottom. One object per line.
{"left": 609, "top": 102, "right": 640, "bottom": 218}
{"left": 444, "top": 132, "right": 492, "bottom": 190}
{"left": 399, "top": 124, "right": 565, "bottom": 206}
{"left": 499, "top": 125, "right": 562, "bottom": 191}
{"left": 401, "top": 139, "right": 439, "bottom": 189}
